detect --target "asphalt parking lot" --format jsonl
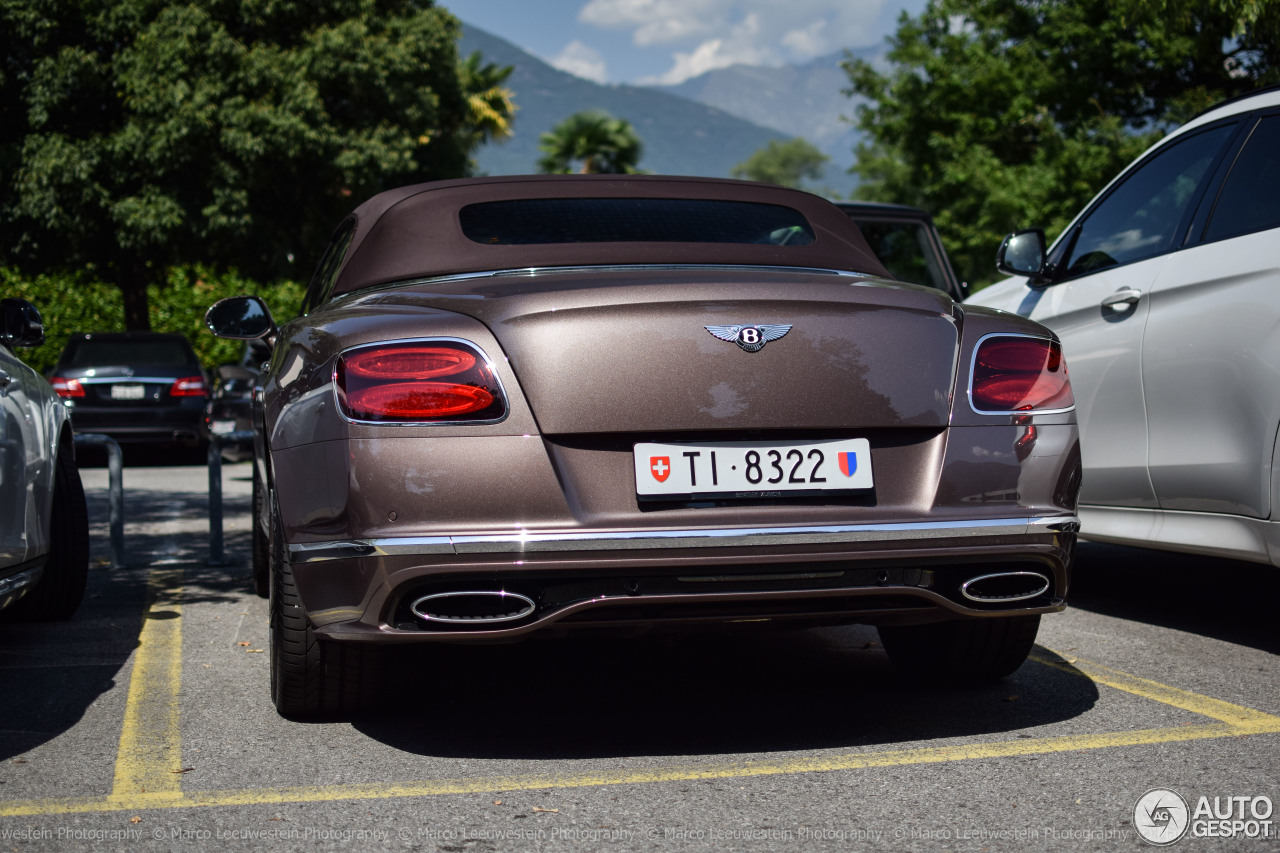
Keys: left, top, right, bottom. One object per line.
{"left": 1, "top": 462, "right": 1277, "bottom": 851}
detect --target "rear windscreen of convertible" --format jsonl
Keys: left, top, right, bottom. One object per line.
{"left": 459, "top": 198, "right": 816, "bottom": 246}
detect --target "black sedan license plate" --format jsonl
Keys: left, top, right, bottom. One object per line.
{"left": 634, "top": 438, "right": 872, "bottom": 499}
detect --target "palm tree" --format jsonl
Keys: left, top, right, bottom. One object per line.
{"left": 537, "top": 110, "right": 644, "bottom": 174}
{"left": 458, "top": 52, "right": 516, "bottom": 170}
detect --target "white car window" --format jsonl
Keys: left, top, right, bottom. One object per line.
{"left": 1063, "top": 124, "right": 1234, "bottom": 277}
{"left": 1203, "top": 115, "right": 1280, "bottom": 243}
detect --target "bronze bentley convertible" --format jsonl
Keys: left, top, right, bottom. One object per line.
{"left": 206, "top": 175, "right": 1081, "bottom": 718}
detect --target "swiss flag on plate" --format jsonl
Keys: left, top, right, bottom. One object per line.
{"left": 838, "top": 451, "right": 858, "bottom": 477}
{"left": 650, "top": 456, "right": 671, "bottom": 482}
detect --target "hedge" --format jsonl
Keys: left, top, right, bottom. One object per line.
{"left": 1, "top": 266, "right": 305, "bottom": 375}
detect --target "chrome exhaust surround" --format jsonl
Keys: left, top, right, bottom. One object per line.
{"left": 960, "top": 571, "right": 1051, "bottom": 603}
{"left": 410, "top": 590, "right": 536, "bottom": 624}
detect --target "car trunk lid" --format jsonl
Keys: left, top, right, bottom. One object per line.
{"left": 371, "top": 269, "right": 960, "bottom": 434}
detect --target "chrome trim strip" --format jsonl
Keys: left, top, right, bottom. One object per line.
{"left": 0, "top": 565, "right": 43, "bottom": 597}
{"left": 966, "top": 332, "right": 1076, "bottom": 416}
{"left": 288, "top": 515, "right": 1079, "bottom": 563}
{"left": 343, "top": 264, "right": 877, "bottom": 300}
{"left": 960, "top": 571, "right": 1051, "bottom": 603}
{"left": 71, "top": 376, "right": 186, "bottom": 385}
{"left": 410, "top": 590, "right": 536, "bottom": 624}
{"left": 289, "top": 537, "right": 453, "bottom": 562}
{"left": 486, "top": 264, "right": 869, "bottom": 279}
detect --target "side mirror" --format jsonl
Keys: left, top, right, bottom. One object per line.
{"left": 996, "top": 229, "right": 1047, "bottom": 279}
{"left": 205, "top": 296, "right": 276, "bottom": 342}
{"left": 0, "top": 298, "right": 46, "bottom": 348}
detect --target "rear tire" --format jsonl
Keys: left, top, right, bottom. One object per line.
{"left": 9, "top": 447, "right": 90, "bottom": 621}
{"left": 251, "top": 477, "right": 269, "bottom": 598}
{"left": 268, "top": 499, "right": 380, "bottom": 718}
{"left": 878, "top": 615, "right": 1040, "bottom": 683}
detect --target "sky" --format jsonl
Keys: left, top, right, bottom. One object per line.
{"left": 443, "top": 0, "right": 928, "bottom": 86}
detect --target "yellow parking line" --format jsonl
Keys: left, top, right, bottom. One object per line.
{"left": 107, "top": 566, "right": 185, "bottom": 805}
{"left": 1031, "top": 650, "right": 1280, "bottom": 732}
{"left": 3, "top": 585, "right": 1277, "bottom": 819}
{"left": 0, "top": 721, "right": 1270, "bottom": 817}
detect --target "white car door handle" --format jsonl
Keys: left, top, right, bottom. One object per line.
{"left": 0, "top": 370, "right": 10, "bottom": 396}
{"left": 1101, "top": 289, "right": 1142, "bottom": 310}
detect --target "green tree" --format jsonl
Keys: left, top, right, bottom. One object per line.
{"left": 844, "top": 0, "right": 1280, "bottom": 287}
{"left": 537, "top": 110, "right": 644, "bottom": 174}
{"left": 458, "top": 50, "right": 517, "bottom": 170}
{"left": 731, "top": 138, "right": 830, "bottom": 191}
{"left": 0, "top": 0, "right": 494, "bottom": 330}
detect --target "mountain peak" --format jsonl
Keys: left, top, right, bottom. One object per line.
{"left": 460, "top": 25, "right": 797, "bottom": 181}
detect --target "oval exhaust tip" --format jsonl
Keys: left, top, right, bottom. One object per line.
{"left": 960, "top": 571, "right": 1050, "bottom": 603}
{"left": 411, "top": 590, "right": 535, "bottom": 624}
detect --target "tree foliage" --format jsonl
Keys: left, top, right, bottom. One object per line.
{"left": 537, "top": 110, "right": 644, "bottom": 174}
{"left": 1, "top": 265, "right": 305, "bottom": 375}
{"left": 458, "top": 50, "right": 517, "bottom": 166}
{"left": 844, "top": 0, "right": 1280, "bottom": 287}
{"left": 731, "top": 138, "right": 830, "bottom": 191}
{"left": 0, "top": 0, "right": 507, "bottom": 329}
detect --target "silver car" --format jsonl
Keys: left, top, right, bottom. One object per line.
{"left": 0, "top": 298, "right": 89, "bottom": 619}
{"left": 967, "top": 87, "right": 1280, "bottom": 565}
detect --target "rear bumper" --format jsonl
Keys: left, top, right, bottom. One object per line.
{"left": 290, "top": 515, "right": 1078, "bottom": 642}
{"left": 69, "top": 403, "right": 206, "bottom": 444}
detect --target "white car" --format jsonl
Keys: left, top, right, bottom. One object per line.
{"left": 967, "top": 86, "right": 1280, "bottom": 565}
{"left": 0, "top": 298, "right": 89, "bottom": 619}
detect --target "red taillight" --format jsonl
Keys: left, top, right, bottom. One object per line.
{"left": 343, "top": 347, "right": 477, "bottom": 380}
{"left": 169, "top": 376, "right": 207, "bottom": 397}
{"left": 336, "top": 341, "right": 506, "bottom": 423}
{"left": 345, "top": 383, "right": 495, "bottom": 419}
{"left": 971, "top": 337, "right": 1074, "bottom": 413}
{"left": 49, "top": 376, "right": 85, "bottom": 398}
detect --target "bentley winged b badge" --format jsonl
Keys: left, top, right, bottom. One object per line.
{"left": 705, "top": 323, "right": 793, "bottom": 353}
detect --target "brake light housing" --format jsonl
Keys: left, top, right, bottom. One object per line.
{"left": 969, "top": 335, "right": 1074, "bottom": 414}
{"left": 335, "top": 340, "right": 507, "bottom": 423}
{"left": 169, "top": 376, "right": 207, "bottom": 397}
{"left": 49, "top": 376, "right": 85, "bottom": 398}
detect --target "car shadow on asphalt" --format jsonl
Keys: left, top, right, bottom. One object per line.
{"left": 353, "top": 629, "right": 1098, "bottom": 759}
{"left": 0, "top": 473, "right": 254, "bottom": 762}
{"left": 0, "top": 555, "right": 251, "bottom": 765}
{"left": 1069, "top": 541, "right": 1280, "bottom": 655}
{"left": 84, "top": 482, "right": 255, "bottom": 603}
{"left": 0, "top": 553, "right": 149, "bottom": 762}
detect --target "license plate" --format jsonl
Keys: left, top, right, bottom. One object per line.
{"left": 209, "top": 420, "right": 236, "bottom": 435}
{"left": 634, "top": 438, "right": 872, "bottom": 499}
{"left": 110, "top": 384, "right": 145, "bottom": 400}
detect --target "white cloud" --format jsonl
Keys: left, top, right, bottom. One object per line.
{"left": 580, "top": 0, "right": 722, "bottom": 46}
{"left": 636, "top": 14, "right": 770, "bottom": 84}
{"left": 549, "top": 40, "right": 610, "bottom": 83}
{"left": 781, "top": 20, "right": 826, "bottom": 56}
{"left": 580, "top": 0, "right": 896, "bottom": 84}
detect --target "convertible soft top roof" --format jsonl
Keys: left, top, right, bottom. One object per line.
{"left": 329, "top": 175, "right": 890, "bottom": 296}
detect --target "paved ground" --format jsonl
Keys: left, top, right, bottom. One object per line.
{"left": 0, "top": 461, "right": 1277, "bottom": 851}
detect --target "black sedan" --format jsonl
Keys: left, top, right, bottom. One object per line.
{"left": 204, "top": 363, "right": 257, "bottom": 460}
{"left": 836, "top": 201, "right": 966, "bottom": 299}
{"left": 48, "top": 332, "right": 209, "bottom": 451}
